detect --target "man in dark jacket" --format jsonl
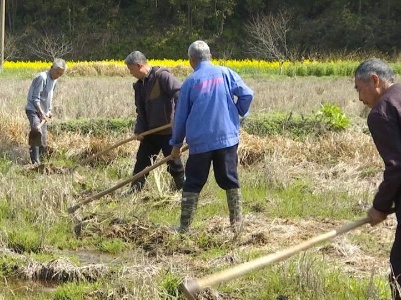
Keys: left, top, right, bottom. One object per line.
{"left": 125, "top": 51, "right": 184, "bottom": 193}
{"left": 355, "top": 58, "right": 401, "bottom": 300}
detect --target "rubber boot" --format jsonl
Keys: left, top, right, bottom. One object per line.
{"left": 129, "top": 178, "right": 145, "bottom": 193}
{"left": 226, "top": 188, "right": 243, "bottom": 235}
{"left": 39, "top": 146, "right": 46, "bottom": 163}
{"left": 179, "top": 192, "right": 199, "bottom": 233}
{"left": 29, "top": 146, "right": 40, "bottom": 164}
{"left": 172, "top": 173, "right": 185, "bottom": 191}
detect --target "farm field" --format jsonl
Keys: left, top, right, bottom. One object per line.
{"left": 0, "top": 68, "right": 397, "bottom": 299}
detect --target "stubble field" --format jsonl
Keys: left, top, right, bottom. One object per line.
{"left": 0, "top": 71, "right": 396, "bottom": 299}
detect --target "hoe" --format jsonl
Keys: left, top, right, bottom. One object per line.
{"left": 180, "top": 217, "right": 370, "bottom": 299}
{"left": 68, "top": 144, "right": 188, "bottom": 214}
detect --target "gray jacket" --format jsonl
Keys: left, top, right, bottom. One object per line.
{"left": 25, "top": 71, "right": 57, "bottom": 114}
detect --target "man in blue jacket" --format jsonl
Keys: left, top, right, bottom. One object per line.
{"left": 170, "top": 40, "right": 254, "bottom": 234}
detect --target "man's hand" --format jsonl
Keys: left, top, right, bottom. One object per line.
{"left": 135, "top": 134, "right": 144, "bottom": 141}
{"left": 367, "top": 206, "right": 388, "bottom": 226}
{"left": 171, "top": 146, "right": 181, "bottom": 160}
{"left": 40, "top": 113, "right": 49, "bottom": 122}
{"left": 46, "top": 112, "right": 52, "bottom": 119}
{"left": 34, "top": 104, "right": 48, "bottom": 121}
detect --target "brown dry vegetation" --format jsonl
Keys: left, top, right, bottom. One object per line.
{"left": 0, "top": 73, "right": 398, "bottom": 299}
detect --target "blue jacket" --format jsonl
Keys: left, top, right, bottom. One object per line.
{"left": 170, "top": 61, "right": 254, "bottom": 154}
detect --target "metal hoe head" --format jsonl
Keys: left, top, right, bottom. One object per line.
{"left": 28, "top": 130, "right": 42, "bottom": 146}
{"left": 180, "top": 278, "right": 200, "bottom": 300}
{"left": 28, "top": 120, "right": 46, "bottom": 147}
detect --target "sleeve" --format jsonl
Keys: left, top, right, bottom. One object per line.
{"left": 170, "top": 80, "right": 191, "bottom": 147}
{"left": 49, "top": 81, "right": 58, "bottom": 112}
{"left": 159, "top": 71, "right": 182, "bottom": 103}
{"left": 30, "top": 76, "right": 46, "bottom": 108}
{"left": 368, "top": 110, "right": 401, "bottom": 213}
{"left": 228, "top": 69, "right": 254, "bottom": 117}
{"left": 133, "top": 83, "right": 147, "bottom": 134}
{"left": 158, "top": 70, "right": 182, "bottom": 123}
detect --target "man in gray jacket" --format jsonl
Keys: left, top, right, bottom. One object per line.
{"left": 25, "top": 58, "right": 67, "bottom": 164}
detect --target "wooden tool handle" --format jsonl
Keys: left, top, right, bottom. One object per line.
{"left": 68, "top": 144, "right": 188, "bottom": 213}
{"left": 79, "top": 123, "right": 172, "bottom": 165}
{"left": 182, "top": 217, "right": 369, "bottom": 298}
{"left": 37, "top": 119, "right": 46, "bottom": 130}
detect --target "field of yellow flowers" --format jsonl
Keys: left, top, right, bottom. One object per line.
{"left": 3, "top": 59, "right": 401, "bottom": 77}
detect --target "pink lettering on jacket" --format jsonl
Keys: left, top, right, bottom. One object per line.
{"left": 195, "top": 77, "right": 224, "bottom": 93}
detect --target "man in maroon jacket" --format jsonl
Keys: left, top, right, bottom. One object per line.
{"left": 355, "top": 58, "right": 401, "bottom": 299}
{"left": 124, "top": 51, "right": 185, "bottom": 193}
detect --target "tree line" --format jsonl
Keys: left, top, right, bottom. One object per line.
{"left": 4, "top": 0, "right": 401, "bottom": 61}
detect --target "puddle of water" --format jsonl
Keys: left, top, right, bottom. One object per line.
{"left": 0, "top": 279, "right": 56, "bottom": 298}
{"left": 0, "top": 249, "right": 136, "bottom": 299}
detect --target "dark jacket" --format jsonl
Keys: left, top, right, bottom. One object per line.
{"left": 133, "top": 66, "right": 181, "bottom": 135}
{"left": 368, "top": 83, "right": 401, "bottom": 213}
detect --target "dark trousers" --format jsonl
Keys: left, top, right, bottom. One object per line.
{"left": 390, "top": 202, "right": 401, "bottom": 299}
{"left": 183, "top": 144, "right": 240, "bottom": 194}
{"left": 132, "top": 134, "right": 184, "bottom": 189}
{"left": 26, "top": 110, "right": 47, "bottom": 164}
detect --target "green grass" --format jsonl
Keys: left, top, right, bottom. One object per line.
{"left": 217, "top": 254, "right": 390, "bottom": 300}
{"left": 54, "top": 282, "right": 102, "bottom": 300}
{"left": 0, "top": 106, "right": 392, "bottom": 299}
{"left": 242, "top": 105, "right": 350, "bottom": 140}
{"left": 98, "top": 238, "right": 129, "bottom": 254}
{"left": 49, "top": 117, "right": 133, "bottom": 137}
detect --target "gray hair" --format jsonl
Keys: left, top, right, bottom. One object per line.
{"left": 355, "top": 58, "right": 394, "bottom": 83}
{"left": 52, "top": 58, "right": 67, "bottom": 70}
{"left": 125, "top": 51, "right": 147, "bottom": 65}
{"left": 188, "top": 40, "right": 211, "bottom": 62}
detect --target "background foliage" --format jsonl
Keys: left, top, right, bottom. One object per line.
{"left": 3, "top": 0, "right": 401, "bottom": 61}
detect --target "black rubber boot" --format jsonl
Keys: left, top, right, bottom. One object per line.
{"left": 226, "top": 188, "right": 244, "bottom": 235}
{"left": 179, "top": 192, "right": 199, "bottom": 233}
{"left": 29, "top": 146, "right": 40, "bottom": 164}
{"left": 129, "top": 179, "right": 145, "bottom": 193}
{"left": 172, "top": 173, "right": 185, "bottom": 191}
{"left": 39, "top": 146, "right": 46, "bottom": 162}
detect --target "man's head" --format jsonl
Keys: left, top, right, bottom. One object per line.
{"left": 125, "top": 51, "right": 150, "bottom": 80}
{"left": 354, "top": 58, "right": 394, "bottom": 108}
{"left": 188, "top": 40, "right": 211, "bottom": 69}
{"left": 50, "top": 58, "right": 67, "bottom": 80}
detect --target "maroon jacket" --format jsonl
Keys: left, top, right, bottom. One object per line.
{"left": 368, "top": 83, "right": 401, "bottom": 213}
{"left": 133, "top": 66, "right": 181, "bottom": 135}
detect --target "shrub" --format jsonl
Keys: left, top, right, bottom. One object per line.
{"left": 315, "top": 102, "right": 350, "bottom": 131}
{"left": 242, "top": 104, "right": 350, "bottom": 139}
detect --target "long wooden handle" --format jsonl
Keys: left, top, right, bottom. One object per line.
{"left": 181, "top": 217, "right": 369, "bottom": 299}
{"left": 79, "top": 123, "right": 172, "bottom": 166}
{"left": 37, "top": 119, "right": 46, "bottom": 130}
{"left": 68, "top": 144, "right": 188, "bottom": 214}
